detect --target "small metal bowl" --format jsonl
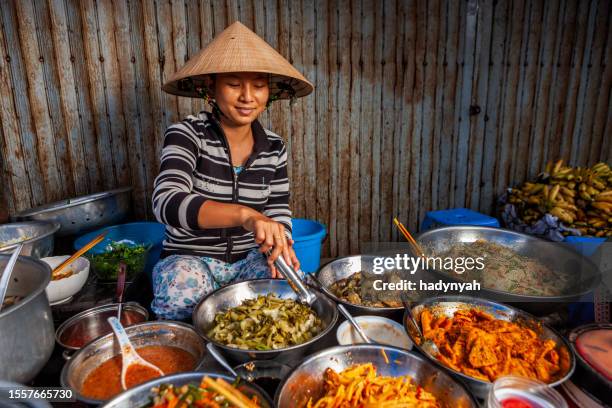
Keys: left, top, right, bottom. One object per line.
{"left": 14, "top": 187, "right": 132, "bottom": 237}
{"left": 403, "top": 295, "right": 576, "bottom": 399}
{"left": 276, "top": 344, "right": 478, "bottom": 407}
{"left": 101, "top": 372, "right": 273, "bottom": 408}
{"left": 61, "top": 321, "right": 207, "bottom": 405}
{"left": 55, "top": 302, "right": 149, "bottom": 352}
{"left": 0, "top": 221, "right": 60, "bottom": 258}
{"left": 193, "top": 279, "right": 338, "bottom": 364}
{"left": 567, "top": 323, "right": 611, "bottom": 405}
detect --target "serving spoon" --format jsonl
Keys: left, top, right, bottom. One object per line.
{"left": 107, "top": 317, "right": 164, "bottom": 390}
{"left": 207, "top": 343, "right": 239, "bottom": 377}
{"left": 0, "top": 243, "right": 23, "bottom": 312}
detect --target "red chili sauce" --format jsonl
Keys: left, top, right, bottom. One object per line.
{"left": 61, "top": 310, "right": 146, "bottom": 349}
{"left": 80, "top": 345, "right": 196, "bottom": 400}
{"left": 501, "top": 398, "right": 535, "bottom": 408}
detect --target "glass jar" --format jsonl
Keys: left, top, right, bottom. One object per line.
{"left": 487, "top": 376, "right": 567, "bottom": 408}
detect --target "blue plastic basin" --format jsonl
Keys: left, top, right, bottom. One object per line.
{"left": 73, "top": 222, "right": 165, "bottom": 279}
{"left": 291, "top": 218, "right": 326, "bottom": 274}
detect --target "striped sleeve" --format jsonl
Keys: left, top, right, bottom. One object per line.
{"left": 152, "top": 121, "right": 207, "bottom": 231}
{"left": 263, "top": 142, "right": 293, "bottom": 240}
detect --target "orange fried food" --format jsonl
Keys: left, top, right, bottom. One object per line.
{"left": 306, "top": 363, "right": 441, "bottom": 408}
{"left": 419, "top": 308, "right": 566, "bottom": 383}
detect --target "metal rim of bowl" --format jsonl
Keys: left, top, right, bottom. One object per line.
{"left": 55, "top": 302, "right": 149, "bottom": 350}
{"left": 14, "top": 187, "right": 132, "bottom": 218}
{"left": 0, "top": 255, "right": 52, "bottom": 319}
{"left": 0, "top": 221, "right": 61, "bottom": 253}
{"left": 61, "top": 320, "right": 207, "bottom": 406}
{"left": 335, "top": 315, "right": 410, "bottom": 347}
{"left": 568, "top": 323, "right": 612, "bottom": 387}
{"left": 193, "top": 278, "right": 339, "bottom": 356}
{"left": 414, "top": 225, "right": 603, "bottom": 302}
{"left": 315, "top": 255, "right": 406, "bottom": 313}
{"left": 101, "top": 371, "right": 274, "bottom": 408}
{"left": 403, "top": 295, "right": 577, "bottom": 389}
{"left": 274, "top": 343, "right": 479, "bottom": 407}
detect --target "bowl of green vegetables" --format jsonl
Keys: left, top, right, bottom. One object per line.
{"left": 85, "top": 240, "right": 150, "bottom": 282}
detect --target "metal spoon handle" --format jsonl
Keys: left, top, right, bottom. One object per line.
{"left": 116, "top": 263, "right": 127, "bottom": 320}
{"left": 337, "top": 303, "right": 373, "bottom": 344}
{"left": 400, "top": 291, "right": 423, "bottom": 338}
{"left": 0, "top": 243, "right": 23, "bottom": 310}
{"left": 270, "top": 252, "right": 316, "bottom": 305}
{"left": 206, "top": 343, "right": 238, "bottom": 378}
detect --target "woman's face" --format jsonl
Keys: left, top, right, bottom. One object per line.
{"left": 213, "top": 72, "right": 270, "bottom": 126}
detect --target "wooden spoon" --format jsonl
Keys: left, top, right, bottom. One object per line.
{"left": 107, "top": 317, "right": 164, "bottom": 390}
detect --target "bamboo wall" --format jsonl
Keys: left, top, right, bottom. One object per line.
{"left": 0, "top": 0, "right": 610, "bottom": 257}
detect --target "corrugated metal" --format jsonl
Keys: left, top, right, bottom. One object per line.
{"left": 0, "top": 0, "right": 610, "bottom": 257}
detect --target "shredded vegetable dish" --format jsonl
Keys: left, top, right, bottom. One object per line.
{"left": 419, "top": 308, "right": 570, "bottom": 383}
{"left": 147, "top": 376, "right": 261, "bottom": 408}
{"left": 306, "top": 363, "right": 440, "bottom": 408}
{"left": 437, "top": 240, "right": 569, "bottom": 296}
{"left": 207, "top": 294, "right": 323, "bottom": 350}
{"left": 329, "top": 272, "right": 404, "bottom": 308}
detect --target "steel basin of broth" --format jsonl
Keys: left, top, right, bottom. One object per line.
{"left": 80, "top": 345, "right": 196, "bottom": 400}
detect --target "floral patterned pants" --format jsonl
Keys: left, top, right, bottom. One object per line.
{"left": 151, "top": 249, "right": 272, "bottom": 320}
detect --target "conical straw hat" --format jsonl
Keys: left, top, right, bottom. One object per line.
{"left": 163, "top": 21, "right": 313, "bottom": 100}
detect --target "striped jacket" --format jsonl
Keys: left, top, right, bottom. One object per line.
{"left": 152, "top": 111, "right": 292, "bottom": 263}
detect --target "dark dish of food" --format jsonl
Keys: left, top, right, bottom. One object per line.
{"left": 81, "top": 345, "right": 196, "bottom": 400}
{"left": 1, "top": 295, "right": 23, "bottom": 310}
{"left": 88, "top": 241, "right": 148, "bottom": 281}
{"left": 207, "top": 294, "right": 323, "bottom": 350}
{"left": 60, "top": 309, "right": 147, "bottom": 349}
{"left": 575, "top": 326, "right": 612, "bottom": 381}
{"left": 306, "top": 363, "right": 441, "bottom": 407}
{"left": 419, "top": 308, "right": 570, "bottom": 383}
{"left": 436, "top": 240, "right": 569, "bottom": 296}
{"left": 147, "top": 376, "right": 262, "bottom": 408}
{"left": 328, "top": 271, "right": 406, "bottom": 307}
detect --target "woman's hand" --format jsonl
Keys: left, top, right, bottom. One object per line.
{"left": 241, "top": 210, "right": 300, "bottom": 278}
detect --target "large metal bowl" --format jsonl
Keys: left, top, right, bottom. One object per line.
{"left": 13, "top": 187, "right": 132, "bottom": 237}
{"left": 0, "top": 255, "right": 55, "bottom": 383}
{"left": 315, "top": 255, "right": 442, "bottom": 320}
{"left": 0, "top": 221, "right": 59, "bottom": 258}
{"left": 416, "top": 226, "right": 602, "bottom": 315}
{"left": 403, "top": 295, "right": 576, "bottom": 399}
{"left": 101, "top": 372, "right": 273, "bottom": 408}
{"left": 60, "top": 321, "right": 207, "bottom": 405}
{"left": 276, "top": 344, "right": 478, "bottom": 407}
{"left": 193, "top": 279, "right": 338, "bottom": 364}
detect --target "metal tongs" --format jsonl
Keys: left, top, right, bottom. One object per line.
{"left": 267, "top": 252, "right": 316, "bottom": 305}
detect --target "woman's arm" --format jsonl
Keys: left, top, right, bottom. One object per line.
{"left": 152, "top": 121, "right": 208, "bottom": 230}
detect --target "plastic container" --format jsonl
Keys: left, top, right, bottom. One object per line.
{"left": 291, "top": 218, "right": 326, "bottom": 274}
{"left": 73, "top": 222, "right": 165, "bottom": 280}
{"left": 487, "top": 376, "right": 567, "bottom": 408}
{"left": 421, "top": 208, "right": 500, "bottom": 231}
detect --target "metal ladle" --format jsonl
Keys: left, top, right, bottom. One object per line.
{"left": 0, "top": 244, "right": 24, "bottom": 312}
{"left": 206, "top": 343, "right": 239, "bottom": 378}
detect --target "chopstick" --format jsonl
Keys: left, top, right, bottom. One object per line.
{"left": 393, "top": 217, "right": 426, "bottom": 257}
{"left": 52, "top": 232, "right": 107, "bottom": 278}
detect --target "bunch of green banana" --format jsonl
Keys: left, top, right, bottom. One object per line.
{"left": 508, "top": 160, "right": 612, "bottom": 237}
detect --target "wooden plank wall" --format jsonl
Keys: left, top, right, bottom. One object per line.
{"left": 0, "top": 0, "right": 610, "bottom": 257}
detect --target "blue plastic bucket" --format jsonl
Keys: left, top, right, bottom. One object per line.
{"left": 291, "top": 218, "right": 326, "bottom": 274}
{"left": 74, "top": 222, "right": 166, "bottom": 280}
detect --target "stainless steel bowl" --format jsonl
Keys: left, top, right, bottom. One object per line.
{"left": 101, "top": 372, "right": 273, "bottom": 408}
{"left": 14, "top": 187, "right": 132, "bottom": 237}
{"left": 416, "top": 226, "right": 602, "bottom": 315}
{"left": 193, "top": 279, "right": 338, "bottom": 364}
{"left": 55, "top": 302, "right": 149, "bottom": 351}
{"left": 276, "top": 344, "right": 478, "bottom": 407}
{"left": 403, "top": 295, "right": 576, "bottom": 399}
{"left": 0, "top": 221, "right": 59, "bottom": 258}
{"left": 316, "top": 255, "right": 440, "bottom": 320}
{"left": 60, "top": 321, "right": 207, "bottom": 405}
{"left": 0, "top": 255, "right": 55, "bottom": 383}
